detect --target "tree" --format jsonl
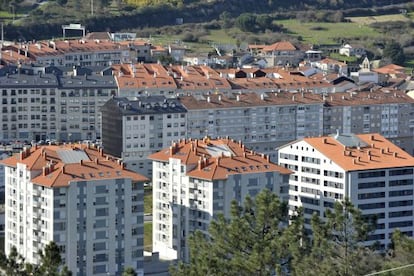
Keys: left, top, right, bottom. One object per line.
{"left": 381, "top": 230, "right": 414, "bottom": 276}
{"left": 3, "top": 246, "right": 27, "bottom": 276}
{"left": 170, "top": 189, "right": 303, "bottom": 276}
{"left": 0, "top": 242, "right": 71, "bottom": 276}
{"left": 292, "top": 199, "right": 382, "bottom": 276}
{"left": 235, "top": 13, "right": 256, "bottom": 32}
{"left": 383, "top": 41, "right": 406, "bottom": 65}
{"left": 36, "top": 241, "right": 70, "bottom": 276}
{"left": 123, "top": 267, "right": 137, "bottom": 276}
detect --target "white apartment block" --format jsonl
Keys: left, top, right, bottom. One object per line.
{"left": 1, "top": 144, "right": 148, "bottom": 275}
{"left": 278, "top": 133, "right": 414, "bottom": 248}
{"left": 148, "top": 137, "right": 291, "bottom": 260}
{"left": 101, "top": 96, "right": 187, "bottom": 178}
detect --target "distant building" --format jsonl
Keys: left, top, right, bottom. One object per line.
{"left": 0, "top": 65, "right": 117, "bottom": 142}
{"left": 101, "top": 96, "right": 187, "bottom": 178}
{"left": 1, "top": 144, "right": 148, "bottom": 275}
{"left": 148, "top": 137, "right": 291, "bottom": 260}
{"left": 278, "top": 133, "right": 414, "bottom": 248}
{"left": 339, "top": 44, "right": 366, "bottom": 58}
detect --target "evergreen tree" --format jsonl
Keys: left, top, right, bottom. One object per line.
{"left": 123, "top": 267, "right": 137, "bottom": 276}
{"left": 292, "top": 199, "right": 382, "bottom": 276}
{"left": 170, "top": 189, "right": 303, "bottom": 276}
{"left": 382, "top": 230, "right": 414, "bottom": 276}
{"left": 383, "top": 41, "right": 406, "bottom": 65}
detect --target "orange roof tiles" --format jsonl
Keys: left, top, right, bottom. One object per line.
{"left": 148, "top": 137, "right": 291, "bottom": 181}
{"left": 262, "top": 41, "right": 297, "bottom": 52}
{"left": 373, "top": 64, "right": 406, "bottom": 75}
{"left": 114, "top": 63, "right": 177, "bottom": 90}
{"left": 1, "top": 144, "right": 148, "bottom": 188}
{"left": 179, "top": 89, "right": 412, "bottom": 110}
{"left": 304, "top": 133, "right": 414, "bottom": 171}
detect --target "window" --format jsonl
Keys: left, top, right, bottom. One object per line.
{"left": 358, "top": 202, "right": 385, "bottom": 210}
{"left": 389, "top": 179, "right": 413, "bottom": 187}
{"left": 358, "top": 181, "right": 385, "bottom": 189}
{"left": 358, "top": 192, "right": 385, "bottom": 200}
{"left": 358, "top": 171, "right": 385, "bottom": 178}
{"left": 389, "top": 221, "right": 413, "bottom": 228}
{"left": 389, "top": 200, "right": 413, "bottom": 207}
{"left": 389, "top": 190, "right": 413, "bottom": 197}
{"left": 389, "top": 168, "right": 413, "bottom": 176}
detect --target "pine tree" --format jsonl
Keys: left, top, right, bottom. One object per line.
{"left": 292, "top": 199, "right": 382, "bottom": 276}
{"left": 170, "top": 189, "right": 303, "bottom": 276}
{"left": 382, "top": 230, "right": 414, "bottom": 276}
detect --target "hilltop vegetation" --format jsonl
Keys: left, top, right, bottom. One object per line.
{"left": 0, "top": 0, "right": 414, "bottom": 68}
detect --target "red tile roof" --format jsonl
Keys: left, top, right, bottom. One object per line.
{"left": 304, "top": 133, "right": 414, "bottom": 171}
{"left": 148, "top": 137, "right": 291, "bottom": 181}
{"left": 1, "top": 144, "right": 148, "bottom": 188}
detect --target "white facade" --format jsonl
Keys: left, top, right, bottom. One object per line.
{"left": 2, "top": 145, "right": 147, "bottom": 275}
{"left": 278, "top": 133, "right": 414, "bottom": 248}
{"left": 149, "top": 138, "right": 291, "bottom": 260}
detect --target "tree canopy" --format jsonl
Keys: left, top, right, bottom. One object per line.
{"left": 0, "top": 242, "right": 71, "bottom": 276}
{"left": 170, "top": 191, "right": 414, "bottom": 276}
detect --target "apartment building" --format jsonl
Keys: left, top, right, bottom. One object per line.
{"left": 278, "top": 133, "right": 414, "bottom": 248}
{"left": 98, "top": 88, "right": 414, "bottom": 178}
{"left": 1, "top": 144, "right": 148, "bottom": 275}
{"left": 181, "top": 92, "right": 324, "bottom": 161}
{"left": 113, "top": 64, "right": 336, "bottom": 98}
{"left": 0, "top": 66, "right": 117, "bottom": 142}
{"left": 6, "top": 39, "right": 131, "bottom": 67}
{"left": 322, "top": 90, "right": 414, "bottom": 154}
{"left": 181, "top": 88, "right": 414, "bottom": 158}
{"left": 148, "top": 137, "right": 291, "bottom": 260}
{"left": 101, "top": 96, "right": 187, "bottom": 178}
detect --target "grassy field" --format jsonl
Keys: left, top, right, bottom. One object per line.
{"left": 347, "top": 13, "right": 412, "bottom": 25}
{"left": 275, "top": 19, "right": 379, "bottom": 44}
{"left": 144, "top": 222, "right": 152, "bottom": 252}
{"left": 144, "top": 186, "right": 152, "bottom": 214}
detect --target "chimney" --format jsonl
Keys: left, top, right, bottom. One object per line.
{"left": 42, "top": 166, "right": 49, "bottom": 176}
{"left": 99, "top": 147, "right": 104, "bottom": 156}
{"left": 393, "top": 152, "right": 397, "bottom": 158}
{"left": 216, "top": 157, "right": 220, "bottom": 166}
{"left": 61, "top": 165, "right": 65, "bottom": 174}
{"left": 323, "top": 138, "right": 327, "bottom": 144}
{"left": 266, "top": 155, "right": 270, "bottom": 162}
{"left": 218, "top": 95, "right": 222, "bottom": 101}
{"left": 198, "top": 158, "right": 203, "bottom": 170}
{"left": 236, "top": 95, "right": 240, "bottom": 101}
{"left": 169, "top": 146, "right": 174, "bottom": 156}
{"left": 95, "top": 158, "right": 99, "bottom": 165}
{"left": 371, "top": 135, "right": 375, "bottom": 141}
{"left": 20, "top": 150, "right": 26, "bottom": 161}
{"left": 80, "top": 159, "right": 84, "bottom": 166}
{"left": 120, "top": 161, "right": 125, "bottom": 169}
{"left": 207, "top": 96, "right": 210, "bottom": 103}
